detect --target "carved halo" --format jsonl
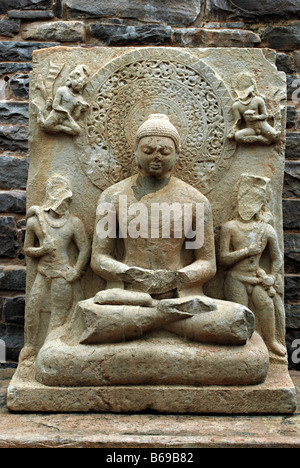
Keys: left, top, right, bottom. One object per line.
{"left": 75, "top": 48, "right": 236, "bottom": 194}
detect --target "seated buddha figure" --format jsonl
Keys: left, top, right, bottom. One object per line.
{"left": 35, "top": 114, "right": 269, "bottom": 387}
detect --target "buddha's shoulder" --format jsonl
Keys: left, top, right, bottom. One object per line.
{"left": 171, "top": 177, "right": 210, "bottom": 204}
{"left": 99, "top": 175, "right": 138, "bottom": 199}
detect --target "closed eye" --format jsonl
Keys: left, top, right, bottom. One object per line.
{"left": 160, "top": 148, "right": 172, "bottom": 155}
{"left": 141, "top": 145, "right": 154, "bottom": 154}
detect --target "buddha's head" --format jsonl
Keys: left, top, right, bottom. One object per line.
{"left": 134, "top": 114, "right": 181, "bottom": 179}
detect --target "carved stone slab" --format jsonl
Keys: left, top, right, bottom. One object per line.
{"left": 7, "top": 46, "right": 296, "bottom": 414}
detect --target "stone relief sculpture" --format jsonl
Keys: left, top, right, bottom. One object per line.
{"left": 33, "top": 64, "right": 90, "bottom": 136}
{"left": 32, "top": 114, "right": 269, "bottom": 391}
{"left": 228, "top": 72, "right": 281, "bottom": 145}
{"left": 78, "top": 114, "right": 256, "bottom": 348}
{"left": 218, "top": 174, "right": 286, "bottom": 358}
{"left": 20, "top": 175, "right": 90, "bottom": 361}
{"left": 7, "top": 47, "right": 296, "bottom": 414}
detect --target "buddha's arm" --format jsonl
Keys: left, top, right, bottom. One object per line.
{"left": 179, "top": 199, "right": 216, "bottom": 287}
{"left": 91, "top": 192, "right": 130, "bottom": 282}
{"left": 91, "top": 210, "right": 163, "bottom": 288}
{"left": 91, "top": 238, "right": 130, "bottom": 283}
{"left": 92, "top": 243, "right": 186, "bottom": 293}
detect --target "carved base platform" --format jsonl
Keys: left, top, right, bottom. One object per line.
{"left": 33, "top": 331, "right": 269, "bottom": 387}
{"left": 7, "top": 362, "right": 297, "bottom": 414}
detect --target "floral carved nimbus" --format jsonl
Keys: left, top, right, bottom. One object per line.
{"left": 76, "top": 49, "right": 236, "bottom": 194}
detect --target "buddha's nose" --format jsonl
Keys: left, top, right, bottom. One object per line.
{"left": 153, "top": 149, "right": 162, "bottom": 160}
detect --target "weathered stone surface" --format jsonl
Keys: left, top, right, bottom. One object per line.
{"left": 0, "top": 42, "right": 60, "bottom": 61}
{"left": 8, "top": 362, "right": 297, "bottom": 414}
{"left": 283, "top": 200, "right": 300, "bottom": 229}
{"left": 0, "top": 63, "right": 32, "bottom": 78}
{"left": 1, "top": 368, "right": 300, "bottom": 447}
{"left": 0, "top": 217, "right": 18, "bottom": 258}
{"left": 262, "top": 23, "right": 300, "bottom": 51}
{"left": 0, "top": 324, "right": 24, "bottom": 361}
{"left": 8, "top": 9, "right": 54, "bottom": 19}
{"left": 0, "top": 102, "right": 28, "bottom": 124}
{"left": 0, "top": 266, "right": 26, "bottom": 291}
{"left": 286, "top": 304, "right": 300, "bottom": 329}
{"left": 20, "top": 227, "right": 25, "bottom": 246}
{"left": 0, "top": 0, "right": 52, "bottom": 13}
{"left": 205, "top": 21, "right": 245, "bottom": 28}
{"left": 38, "top": 323, "right": 268, "bottom": 387}
{"left": 208, "top": 0, "right": 300, "bottom": 19}
{"left": 22, "top": 21, "right": 85, "bottom": 42}
{"left": 0, "top": 155, "right": 28, "bottom": 190}
{"left": 3, "top": 296, "right": 25, "bottom": 325}
{"left": 10, "top": 46, "right": 293, "bottom": 414}
{"left": 284, "top": 162, "right": 300, "bottom": 198}
{"left": 0, "top": 190, "right": 26, "bottom": 213}
{"left": 0, "top": 125, "right": 28, "bottom": 152}
{"left": 285, "top": 276, "right": 300, "bottom": 303}
{"left": 174, "top": 27, "right": 261, "bottom": 47}
{"left": 284, "top": 233, "right": 300, "bottom": 274}
{"left": 286, "top": 106, "right": 299, "bottom": 128}
{"left": 9, "top": 74, "right": 30, "bottom": 99}
{"left": 55, "top": 0, "right": 62, "bottom": 17}
{"left": 287, "top": 75, "right": 296, "bottom": 100}
{"left": 207, "top": 0, "right": 232, "bottom": 20}
{"left": 286, "top": 133, "right": 300, "bottom": 160}
{"left": 295, "top": 52, "right": 300, "bottom": 73}
{"left": 90, "top": 24, "right": 172, "bottom": 45}
{"left": 230, "top": 0, "right": 300, "bottom": 17}
{"left": 0, "top": 19, "right": 20, "bottom": 37}
{"left": 276, "top": 53, "right": 296, "bottom": 74}
{"left": 65, "top": 0, "right": 202, "bottom": 25}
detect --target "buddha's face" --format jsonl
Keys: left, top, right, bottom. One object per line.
{"left": 135, "top": 136, "right": 178, "bottom": 179}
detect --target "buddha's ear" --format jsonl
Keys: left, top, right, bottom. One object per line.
{"left": 134, "top": 148, "right": 141, "bottom": 169}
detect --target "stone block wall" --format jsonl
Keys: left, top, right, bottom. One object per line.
{"left": 0, "top": 0, "right": 299, "bottom": 368}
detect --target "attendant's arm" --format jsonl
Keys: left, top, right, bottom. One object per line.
{"left": 24, "top": 216, "right": 52, "bottom": 258}
{"left": 218, "top": 222, "right": 261, "bottom": 267}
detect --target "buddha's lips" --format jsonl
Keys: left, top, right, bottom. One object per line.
{"left": 150, "top": 163, "right": 163, "bottom": 170}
